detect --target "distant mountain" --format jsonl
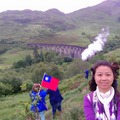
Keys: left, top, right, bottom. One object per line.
{"left": 0, "top": 0, "right": 120, "bottom": 45}
{"left": 68, "top": 0, "right": 120, "bottom": 26}
{"left": 0, "top": 9, "right": 75, "bottom": 31}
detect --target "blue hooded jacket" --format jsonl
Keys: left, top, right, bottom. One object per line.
{"left": 30, "top": 89, "right": 47, "bottom": 112}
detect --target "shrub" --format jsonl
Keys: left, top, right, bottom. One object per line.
{"left": 0, "top": 82, "right": 13, "bottom": 96}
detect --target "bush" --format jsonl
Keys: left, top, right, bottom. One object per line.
{"left": 0, "top": 82, "right": 13, "bottom": 96}
{"left": 0, "top": 73, "right": 22, "bottom": 94}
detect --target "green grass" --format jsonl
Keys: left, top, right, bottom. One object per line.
{"left": 0, "top": 92, "right": 29, "bottom": 120}
{"left": 0, "top": 48, "right": 33, "bottom": 68}
{"left": 104, "top": 48, "right": 120, "bottom": 62}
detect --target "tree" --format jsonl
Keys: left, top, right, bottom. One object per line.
{"left": 13, "top": 60, "right": 27, "bottom": 68}
{"left": 33, "top": 47, "right": 39, "bottom": 59}
{"left": 25, "top": 55, "right": 32, "bottom": 65}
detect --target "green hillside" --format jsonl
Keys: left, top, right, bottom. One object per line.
{"left": 0, "top": 0, "right": 120, "bottom": 68}
{"left": 0, "top": 0, "right": 120, "bottom": 120}
{"left": 0, "top": 74, "right": 89, "bottom": 120}
{"left": 1, "top": 72, "right": 120, "bottom": 120}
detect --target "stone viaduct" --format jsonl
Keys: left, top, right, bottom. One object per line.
{"left": 27, "top": 43, "right": 86, "bottom": 59}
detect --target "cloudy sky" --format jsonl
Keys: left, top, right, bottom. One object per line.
{"left": 0, "top": 0, "right": 106, "bottom": 13}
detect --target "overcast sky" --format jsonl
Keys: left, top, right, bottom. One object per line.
{"left": 0, "top": 0, "right": 107, "bottom": 13}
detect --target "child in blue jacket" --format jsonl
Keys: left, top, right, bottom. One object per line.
{"left": 30, "top": 83, "right": 47, "bottom": 120}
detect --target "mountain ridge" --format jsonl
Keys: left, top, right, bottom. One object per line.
{"left": 0, "top": 0, "right": 120, "bottom": 45}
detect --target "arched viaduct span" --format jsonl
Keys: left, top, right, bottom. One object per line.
{"left": 27, "top": 43, "right": 86, "bottom": 59}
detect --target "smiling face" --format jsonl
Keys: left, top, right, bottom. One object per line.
{"left": 94, "top": 65, "right": 114, "bottom": 93}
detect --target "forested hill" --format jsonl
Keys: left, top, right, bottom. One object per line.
{"left": 0, "top": 0, "right": 120, "bottom": 44}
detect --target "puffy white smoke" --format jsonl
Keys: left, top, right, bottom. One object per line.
{"left": 81, "top": 27, "right": 109, "bottom": 61}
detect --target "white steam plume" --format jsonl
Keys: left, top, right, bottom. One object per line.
{"left": 81, "top": 27, "right": 109, "bottom": 61}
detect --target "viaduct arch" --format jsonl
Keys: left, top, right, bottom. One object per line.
{"left": 27, "top": 43, "right": 86, "bottom": 59}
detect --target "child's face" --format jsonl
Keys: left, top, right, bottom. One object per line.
{"left": 34, "top": 86, "right": 40, "bottom": 92}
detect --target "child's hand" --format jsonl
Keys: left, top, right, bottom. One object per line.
{"left": 37, "top": 95, "right": 41, "bottom": 100}
{"left": 36, "top": 94, "right": 41, "bottom": 100}
{"left": 33, "top": 100, "right": 37, "bottom": 105}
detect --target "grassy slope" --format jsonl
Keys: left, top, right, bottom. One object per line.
{"left": 0, "top": 74, "right": 89, "bottom": 120}
{"left": 1, "top": 72, "right": 120, "bottom": 120}
{"left": 104, "top": 48, "right": 120, "bottom": 62}
{"left": 0, "top": 48, "right": 33, "bottom": 68}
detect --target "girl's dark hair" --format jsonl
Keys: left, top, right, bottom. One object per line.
{"left": 89, "top": 60, "right": 120, "bottom": 92}
{"left": 111, "top": 62, "right": 120, "bottom": 77}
